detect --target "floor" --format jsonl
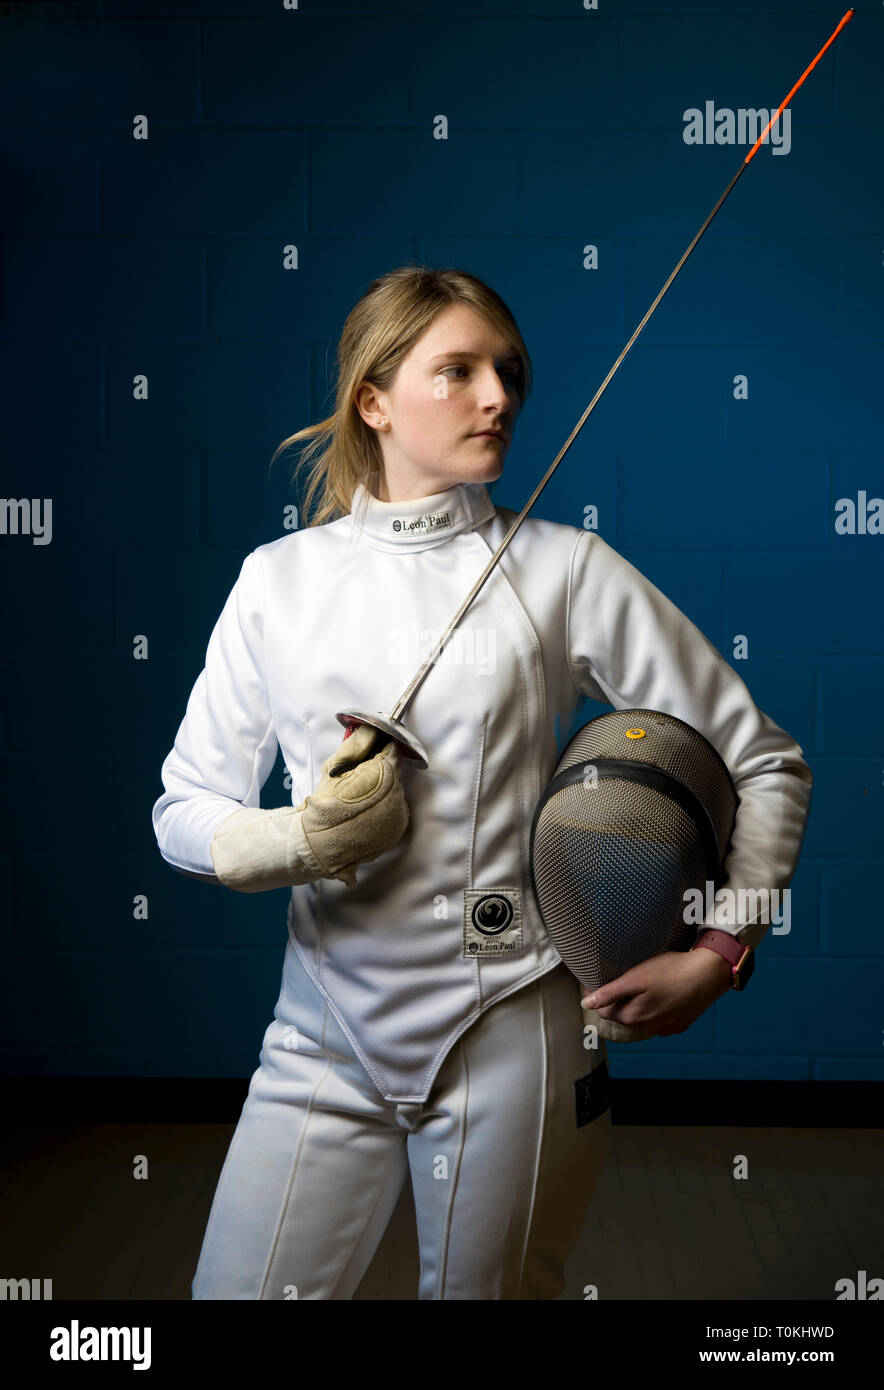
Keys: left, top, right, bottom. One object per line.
{"left": 1, "top": 1121, "right": 880, "bottom": 1300}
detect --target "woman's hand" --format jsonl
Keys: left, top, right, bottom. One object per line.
{"left": 296, "top": 725, "right": 410, "bottom": 885}
{"left": 582, "top": 946, "right": 734, "bottom": 1037}
{"left": 210, "top": 724, "right": 410, "bottom": 893}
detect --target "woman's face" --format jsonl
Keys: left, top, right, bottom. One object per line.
{"left": 357, "top": 302, "right": 523, "bottom": 502}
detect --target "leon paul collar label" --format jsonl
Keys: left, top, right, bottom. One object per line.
{"left": 390, "top": 507, "right": 454, "bottom": 538}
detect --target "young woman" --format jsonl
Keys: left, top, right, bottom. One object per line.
{"left": 152, "top": 265, "right": 813, "bottom": 1300}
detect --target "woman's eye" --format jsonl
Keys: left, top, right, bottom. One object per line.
{"left": 441, "top": 365, "right": 519, "bottom": 387}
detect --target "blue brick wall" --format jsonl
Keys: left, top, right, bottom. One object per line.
{"left": 1, "top": 1, "right": 880, "bottom": 1082}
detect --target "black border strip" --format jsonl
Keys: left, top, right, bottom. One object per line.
{"left": 0, "top": 1077, "right": 877, "bottom": 1127}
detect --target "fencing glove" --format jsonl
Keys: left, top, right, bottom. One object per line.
{"left": 210, "top": 722, "right": 409, "bottom": 892}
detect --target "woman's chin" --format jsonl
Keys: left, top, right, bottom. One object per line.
{"left": 477, "top": 454, "right": 505, "bottom": 482}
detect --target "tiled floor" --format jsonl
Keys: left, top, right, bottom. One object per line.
{"left": 1, "top": 1122, "right": 880, "bottom": 1300}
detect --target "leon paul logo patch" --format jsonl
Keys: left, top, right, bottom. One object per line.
{"left": 390, "top": 508, "right": 453, "bottom": 537}
{"left": 463, "top": 889, "right": 523, "bottom": 959}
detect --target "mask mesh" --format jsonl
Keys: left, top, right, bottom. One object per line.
{"left": 531, "top": 710, "right": 738, "bottom": 991}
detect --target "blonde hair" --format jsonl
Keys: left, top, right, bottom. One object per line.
{"left": 268, "top": 264, "right": 533, "bottom": 529}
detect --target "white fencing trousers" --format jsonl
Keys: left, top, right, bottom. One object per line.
{"left": 192, "top": 940, "right": 612, "bottom": 1301}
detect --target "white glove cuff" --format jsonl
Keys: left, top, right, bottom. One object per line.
{"left": 210, "top": 806, "right": 324, "bottom": 893}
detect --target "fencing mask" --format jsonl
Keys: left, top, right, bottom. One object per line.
{"left": 529, "top": 708, "right": 739, "bottom": 1043}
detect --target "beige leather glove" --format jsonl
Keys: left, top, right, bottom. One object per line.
{"left": 210, "top": 723, "right": 409, "bottom": 893}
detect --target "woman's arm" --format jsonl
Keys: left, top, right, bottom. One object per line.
{"left": 151, "top": 551, "right": 280, "bottom": 880}
{"left": 566, "top": 528, "right": 814, "bottom": 952}
{"left": 172, "top": 867, "right": 226, "bottom": 885}
{"left": 150, "top": 552, "right": 409, "bottom": 893}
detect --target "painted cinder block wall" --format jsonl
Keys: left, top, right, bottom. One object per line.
{"left": 0, "top": 0, "right": 881, "bottom": 1082}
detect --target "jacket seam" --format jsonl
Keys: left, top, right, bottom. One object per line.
{"left": 245, "top": 550, "right": 276, "bottom": 806}
{"left": 566, "top": 528, "right": 625, "bottom": 708}
{"left": 565, "top": 528, "right": 589, "bottom": 699}
{"left": 516, "top": 968, "right": 550, "bottom": 1298}
{"left": 469, "top": 524, "right": 544, "bottom": 896}
{"left": 468, "top": 712, "right": 488, "bottom": 1003}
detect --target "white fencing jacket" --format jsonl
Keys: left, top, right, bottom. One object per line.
{"left": 152, "top": 480, "right": 813, "bottom": 1102}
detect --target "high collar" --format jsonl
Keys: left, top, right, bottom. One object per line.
{"left": 348, "top": 479, "right": 497, "bottom": 553}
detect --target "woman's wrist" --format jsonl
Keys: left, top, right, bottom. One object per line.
{"left": 689, "top": 940, "right": 735, "bottom": 986}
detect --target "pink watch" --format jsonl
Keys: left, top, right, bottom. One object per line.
{"left": 690, "top": 928, "right": 755, "bottom": 991}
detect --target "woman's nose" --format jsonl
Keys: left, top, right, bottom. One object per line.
{"left": 478, "top": 368, "right": 513, "bottom": 408}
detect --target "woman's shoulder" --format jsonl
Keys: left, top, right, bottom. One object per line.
{"left": 248, "top": 513, "right": 351, "bottom": 569}
{"left": 488, "top": 504, "right": 607, "bottom": 556}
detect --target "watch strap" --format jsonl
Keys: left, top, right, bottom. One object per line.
{"left": 691, "top": 928, "right": 752, "bottom": 988}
